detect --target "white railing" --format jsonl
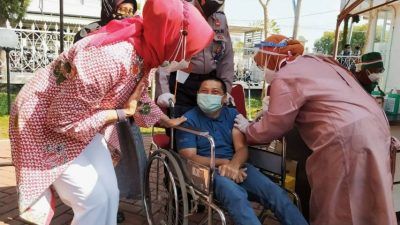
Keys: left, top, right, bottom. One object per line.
{"left": 336, "top": 55, "right": 361, "bottom": 70}
{"left": 0, "top": 20, "right": 81, "bottom": 83}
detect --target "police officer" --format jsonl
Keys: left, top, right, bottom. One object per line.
{"left": 74, "top": 0, "right": 137, "bottom": 43}
{"left": 156, "top": 0, "right": 234, "bottom": 117}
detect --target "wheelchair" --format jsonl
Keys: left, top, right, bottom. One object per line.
{"left": 143, "top": 85, "right": 302, "bottom": 225}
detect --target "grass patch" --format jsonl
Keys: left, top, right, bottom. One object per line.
{"left": 245, "top": 97, "right": 262, "bottom": 119}
{"left": 140, "top": 127, "right": 165, "bottom": 135}
{"left": 0, "top": 92, "right": 16, "bottom": 116}
{"left": 0, "top": 116, "right": 9, "bottom": 139}
{"left": 0, "top": 97, "right": 263, "bottom": 139}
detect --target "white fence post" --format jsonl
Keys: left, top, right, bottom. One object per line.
{"left": 0, "top": 19, "right": 79, "bottom": 84}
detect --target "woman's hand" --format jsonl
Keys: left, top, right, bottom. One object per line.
{"left": 123, "top": 74, "right": 149, "bottom": 117}
{"left": 158, "top": 114, "right": 187, "bottom": 128}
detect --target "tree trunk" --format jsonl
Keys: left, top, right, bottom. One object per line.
{"left": 258, "top": 0, "right": 270, "bottom": 39}
{"left": 263, "top": 5, "right": 268, "bottom": 38}
{"left": 292, "top": 0, "right": 302, "bottom": 39}
{"left": 342, "top": 16, "right": 349, "bottom": 49}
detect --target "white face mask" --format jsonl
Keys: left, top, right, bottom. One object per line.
{"left": 264, "top": 68, "right": 276, "bottom": 83}
{"left": 257, "top": 49, "right": 289, "bottom": 83}
{"left": 368, "top": 72, "right": 381, "bottom": 82}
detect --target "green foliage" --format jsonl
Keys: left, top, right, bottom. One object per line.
{"left": 313, "top": 24, "right": 368, "bottom": 55}
{"left": 0, "top": 97, "right": 264, "bottom": 139}
{"left": 269, "top": 19, "right": 280, "bottom": 34}
{"left": 245, "top": 97, "right": 262, "bottom": 119}
{"left": 140, "top": 127, "right": 164, "bottom": 134}
{"left": 350, "top": 24, "right": 368, "bottom": 50}
{"left": 249, "top": 19, "right": 281, "bottom": 34}
{"left": 313, "top": 31, "right": 336, "bottom": 55}
{"left": 0, "top": 92, "right": 16, "bottom": 116}
{"left": 0, "top": 0, "right": 30, "bottom": 25}
{"left": 234, "top": 41, "right": 244, "bottom": 49}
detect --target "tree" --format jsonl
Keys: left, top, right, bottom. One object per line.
{"left": 313, "top": 24, "right": 367, "bottom": 55}
{"left": 292, "top": 0, "right": 302, "bottom": 39}
{"left": 249, "top": 19, "right": 280, "bottom": 34}
{"left": 350, "top": 24, "right": 367, "bottom": 50}
{"left": 0, "top": 0, "right": 30, "bottom": 26}
{"left": 314, "top": 31, "right": 335, "bottom": 54}
{"left": 258, "top": 0, "right": 271, "bottom": 39}
{"left": 269, "top": 19, "right": 280, "bottom": 34}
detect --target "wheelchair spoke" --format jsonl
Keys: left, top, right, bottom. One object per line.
{"left": 144, "top": 149, "right": 189, "bottom": 225}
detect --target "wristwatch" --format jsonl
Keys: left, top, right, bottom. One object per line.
{"left": 116, "top": 109, "right": 127, "bottom": 122}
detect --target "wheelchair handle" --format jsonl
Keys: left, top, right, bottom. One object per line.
{"left": 168, "top": 98, "right": 175, "bottom": 149}
{"left": 168, "top": 98, "right": 175, "bottom": 109}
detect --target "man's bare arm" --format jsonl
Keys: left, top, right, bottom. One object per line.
{"left": 218, "top": 127, "right": 248, "bottom": 182}
{"left": 230, "top": 127, "right": 249, "bottom": 167}
{"left": 179, "top": 148, "right": 230, "bottom": 167}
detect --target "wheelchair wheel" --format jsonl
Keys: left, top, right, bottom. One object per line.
{"left": 144, "top": 148, "right": 189, "bottom": 225}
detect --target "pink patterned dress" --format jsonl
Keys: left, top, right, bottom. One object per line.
{"left": 9, "top": 35, "right": 163, "bottom": 224}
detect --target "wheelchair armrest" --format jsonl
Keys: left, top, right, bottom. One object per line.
{"left": 174, "top": 125, "right": 216, "bottom": 194}
{"left": 247, "top": 146, "right": 283, "bottom": 176}
{"left": 174, "top": 125, "right": 215, "bottom": 168}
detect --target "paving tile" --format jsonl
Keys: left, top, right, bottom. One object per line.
{"left": 0, "top": 135, "right": 283, "bottom": 225}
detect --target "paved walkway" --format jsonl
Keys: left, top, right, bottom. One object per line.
{"left": 2, "top": 131, "right": 400, "bottom": 225}
{"left": 0, "top": 137, "right": 279, "bottom": 225}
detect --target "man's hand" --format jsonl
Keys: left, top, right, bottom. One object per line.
{"left": 218, "top": 163, "right": 247, "bottom": 183}
{"left": 236, "top": 168, "right": 247, "bottom": 183}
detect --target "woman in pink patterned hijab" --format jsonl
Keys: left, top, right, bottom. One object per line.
{"left": 9, "top": 0, "right": 213, "bottom": 224}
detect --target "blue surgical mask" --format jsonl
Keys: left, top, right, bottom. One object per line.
{"left": 197, "top": 93, "right": 223, "bottom": 113}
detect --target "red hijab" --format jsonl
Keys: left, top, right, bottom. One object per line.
{"left": 89, "top": 0, "right": 213, "bottom": 69}
{"left": 254, "top": 34, "right": 304, "bottom": 71}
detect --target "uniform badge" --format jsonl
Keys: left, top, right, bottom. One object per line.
{"left": 215, "top": 19, "right": 221, "bottom": 27}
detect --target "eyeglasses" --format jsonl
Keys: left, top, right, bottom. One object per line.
{"left": 117, "top": 7, "right": 135, "bottom": 16}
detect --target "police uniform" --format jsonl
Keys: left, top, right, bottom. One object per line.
{"left": 74, "top": 0, "right": 137, "bottom": 43}
{"left": 74, "top": 21, "right": 106, "bottom": 43}
{"left": 156, "top": 11, "right": 234, "bottom": 117}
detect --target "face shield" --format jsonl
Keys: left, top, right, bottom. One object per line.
{"left": 355, "top": 59, "right": 384, "bottom": 72}
{"left": 355, "top": 59, "right": 385, "bottom": 82}
{"left": 254, "top": 39, "right": 291, "bottom": 83}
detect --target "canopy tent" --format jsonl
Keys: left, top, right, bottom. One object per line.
{"left": 333, "top": 0, "right": 399, "bottom": 57}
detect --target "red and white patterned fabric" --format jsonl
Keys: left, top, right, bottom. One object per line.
{"left": 9, "top": 35, "right": 163, "bottom": 224}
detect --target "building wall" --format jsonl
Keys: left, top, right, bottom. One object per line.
{"left": 27, "top": 0, "right": 101, "bottom": 18}
{"left": 383, "top": 4, "right": 400, "bottom": 91}
{"left": 363, "top": 3, "right": 399, "bottom": 92}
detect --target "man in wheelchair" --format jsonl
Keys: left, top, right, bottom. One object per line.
{"left": 175, "top": 77, "right": 307, "bottom": 225}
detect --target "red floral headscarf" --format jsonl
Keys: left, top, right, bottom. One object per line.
{"left": 90, "top": 0, "right": 213, "bottom": 69}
